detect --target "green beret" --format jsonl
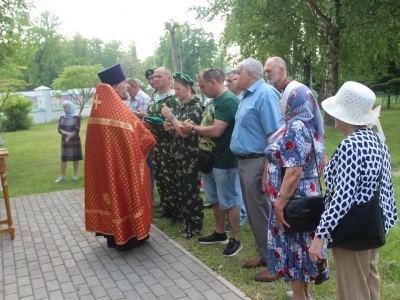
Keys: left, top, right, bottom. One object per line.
{"left": 173, "top": 72, "right": 195, "bottom": 86}
{"left": 145, "top": 68, "right": 157, "bottom": 79}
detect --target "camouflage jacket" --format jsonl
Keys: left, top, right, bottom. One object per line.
{"left": 171, "top": 96, "right": 203, "bottom": 160}
{"left": 147, "top": 91, "right": 181, "bottom": 141}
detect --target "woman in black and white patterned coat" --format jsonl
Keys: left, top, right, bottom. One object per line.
{"left": 309, "top": 82, "right": 398, "bottom": 300}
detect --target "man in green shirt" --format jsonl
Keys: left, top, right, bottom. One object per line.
{"left": 181, "top": 68, "right": 242, "bottom": 257}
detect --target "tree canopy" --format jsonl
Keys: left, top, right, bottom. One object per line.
{"left": 193, "top": 0, "right": 400, "bottom": 124}
{"left": 156, "top": 21, "right": 218, "bottom": 80}
{"left": 0, "top": 0, "right": 32, "bottom": 92}
{"left": 52, "top": 65, "right": 102, "bottom": 116}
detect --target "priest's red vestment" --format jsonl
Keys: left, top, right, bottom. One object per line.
{"left": 85, "top": 84, "right": 156, "bottom": 245}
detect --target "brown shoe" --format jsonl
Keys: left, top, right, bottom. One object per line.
{"left": 242, "top": 258, "right": 266, "bottom": 269}
{"left": 254, "top": 269, "right": 279, "bottom": 282}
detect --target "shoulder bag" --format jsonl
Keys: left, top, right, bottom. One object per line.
{"left": 197, "top": 143, "right": 227, "bottom": 174}
{"left": 283, "top": 127, "right": 325, "bottom": 233}
{"left": 197, "top": 150, "right": 215, "bottom": 174}
{"left": 330, "top": 140, "right": 386, "bottom": 251}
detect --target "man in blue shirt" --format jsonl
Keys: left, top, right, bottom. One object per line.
{"left": 230, "top": 58, "right": 282, "bottom": 282}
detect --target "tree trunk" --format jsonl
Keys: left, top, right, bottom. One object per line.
{"left": 170, "top": 31, "right": 179, "bottom": 72}
{"left": 388, "top": 93, "right": 391, "bottom": 109}
{"left": 165, "top": 22, "right": 179, "bottom": 72}
{"left": 322, "top": 25, "right": 340, "bottom": 127}
{"left": 303, "top": 54, "right": 311, "bottom": 87}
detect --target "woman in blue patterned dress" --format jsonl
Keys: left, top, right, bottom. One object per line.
{"left": 263, "top": 85, "right": 328, "bottom": 300}
{"left": 55, "top": 100, "right": 83, "bottom": 182}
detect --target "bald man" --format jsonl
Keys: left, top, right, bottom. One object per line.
{"left": 145, "top": 67, "right": 181, "bottom": 223}
{"left": 264, "top": 56, "right": 291, "bottom": 93}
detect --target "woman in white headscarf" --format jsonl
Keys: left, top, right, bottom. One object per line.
{"left": 55, "top": 100, "right": 83, "bottom": 182}
{"left": 309, "top": 82, "right": 398, "bottom": 300}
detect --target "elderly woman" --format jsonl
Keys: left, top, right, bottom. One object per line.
{"left": 55, "top": 100, "right": 83, "bottom": 182}
{"left": 161, "top": 72, "right": 204, "bottom": 238}
{"left": 263, "top": 84, "right": 328, "bottom": 300}
{"left": 309, "top": 82, "right": 398, "bottom": 300}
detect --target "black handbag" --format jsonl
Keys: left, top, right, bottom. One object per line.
{"left": 197, "top": 150, "right": 215, "bottom": 174}
{"left": 283, "top": 127, "right": 325, "bottom": 233}
{"left": 331, "top": 142, "right": 386, "bottom": 251}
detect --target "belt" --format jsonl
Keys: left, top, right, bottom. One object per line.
{"left": 237, "top": 153, "right": 265, "bottom": 160}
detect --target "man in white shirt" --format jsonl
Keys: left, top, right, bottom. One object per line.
{"left": 125, "top": 77, "right": 155, "bottom": 201}
{"left": 226, "top": 70, "right": 243, "bottom": 101}
{"left": 125, "top": 78, "right": 150, "bottom": 119}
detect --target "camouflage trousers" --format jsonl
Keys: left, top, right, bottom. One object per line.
{"left": 175, "top": 156, "right": 204, "bottom": 231}
{"left": 152, "top": 140, "right": 179, "bottom": 216}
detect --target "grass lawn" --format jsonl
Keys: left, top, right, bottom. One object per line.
{"left": 1, "top": 103, "right": 399, "bottom": 299}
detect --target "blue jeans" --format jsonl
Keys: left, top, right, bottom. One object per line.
{"left": 146, "top": 154, "right": 155, "bottom": 199}
{"left": 202, "top": 167, "right": 242, "bottom": 210}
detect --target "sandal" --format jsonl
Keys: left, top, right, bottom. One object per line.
{"left": 180, "top": 225, "right": 200, "bottom": 239}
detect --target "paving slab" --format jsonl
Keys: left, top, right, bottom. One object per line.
{"left": 0, "top": 189, "right": 251, "bottom": 300}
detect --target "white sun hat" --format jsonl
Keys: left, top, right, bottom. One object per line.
{"left": 322, "top": 81, "right": 385, "bottom": 141}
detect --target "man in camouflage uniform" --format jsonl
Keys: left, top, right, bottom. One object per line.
{"left": 144, "top": 67, "right": 181, "bottom": 219}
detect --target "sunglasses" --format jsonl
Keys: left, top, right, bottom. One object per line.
{"left": 315, "top": 259, "right": 330, "bottom": 285}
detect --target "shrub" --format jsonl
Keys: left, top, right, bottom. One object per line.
{"left": 0, "top": 94, "right": 33, "bottom": 132}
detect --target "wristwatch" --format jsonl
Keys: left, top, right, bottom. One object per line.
{"left": 191, "top": 126, "right": 195, "bottom": 134}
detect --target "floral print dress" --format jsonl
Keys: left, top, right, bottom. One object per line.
{"left": 265, "top": 119, "right": 328, "bottom": 282}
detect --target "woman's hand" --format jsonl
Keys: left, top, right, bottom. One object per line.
{"left": 262, "top": 171, "right": 268, "bottom": 194}
{"left": 273, "top": 198, "right": 290, "bottom": 232}
{"left": 161, "top": 107, "right": 172, "bottom": 119}
{"left": 65, "top": 137, "right": 70, "bottom": 144}
{"left": 309, "top": 236, "right": 325, "bottom": 262}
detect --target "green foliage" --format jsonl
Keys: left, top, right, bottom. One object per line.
{"left": 0, "top": 94, "right": 33, "bottom": 132}
{"left": 0, "top": 0, "right": 32, "bottom": 93}
{"left": 156, "top": 21, "right": 218, "bottom": 80}
{"left": 24, "top": 11, "right": 69, "bottom": 89}
{"left": 119, "top": 41, "right": 143, "bottom": 79}
{"left": 0, "top": 0, "right": 31, "bottom": 68}
{"left": 192, "top": 0, "right": 400, "bottom": 102}
{"left": 52, "top": 64, "right": 102, "bottom": 115}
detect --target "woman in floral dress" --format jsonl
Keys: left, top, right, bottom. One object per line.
{"left": 263, "top": 85, "right": 329, "bottom": 299}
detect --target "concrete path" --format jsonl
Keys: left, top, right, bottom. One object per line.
{"left": 0, "top": 189, "right": 249, "bottom": 300}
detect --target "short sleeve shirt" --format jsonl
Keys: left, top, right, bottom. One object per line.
{"left": 198, "top": 90, "right": 238, "bottom": 169}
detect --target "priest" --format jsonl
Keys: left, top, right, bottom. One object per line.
{"left": 85, "top": 64, "right": 156, "bottom": 251}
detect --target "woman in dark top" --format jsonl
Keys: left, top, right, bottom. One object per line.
{"left": 55, "top": 100, "right": 83, "bottom": 182}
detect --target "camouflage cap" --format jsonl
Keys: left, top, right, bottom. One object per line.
{"left": 145, "top": 68, "right": 157, "bottom": 79}
{"left": 173, "top": 72, "right": 195, "bottom": 86}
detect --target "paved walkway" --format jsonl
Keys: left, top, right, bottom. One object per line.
{"left": 0, "top": 189, "right": 249, "bottom": 300}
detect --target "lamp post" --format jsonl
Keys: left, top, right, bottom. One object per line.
{"left": 179, "top": 43, "right": 183, "bottom": 72}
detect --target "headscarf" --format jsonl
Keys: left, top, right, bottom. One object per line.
{"left": 366, "top": 105, "right": 385, "bottom": 141}
{"left": 63, "top": 100, "right": 78, "bottom": 118}
{"left": 284, "top": 85, "right": 325, "bottom": 139}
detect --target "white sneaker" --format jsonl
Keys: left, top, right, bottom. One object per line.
{"left": 72, "top": 175, "right": 78, "bottom": 181}
{"left": 286, "top": 291, "right": 313, "bottom": 300}
{"left": 55, "top": 177, "right": 64, "bottom": 183}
